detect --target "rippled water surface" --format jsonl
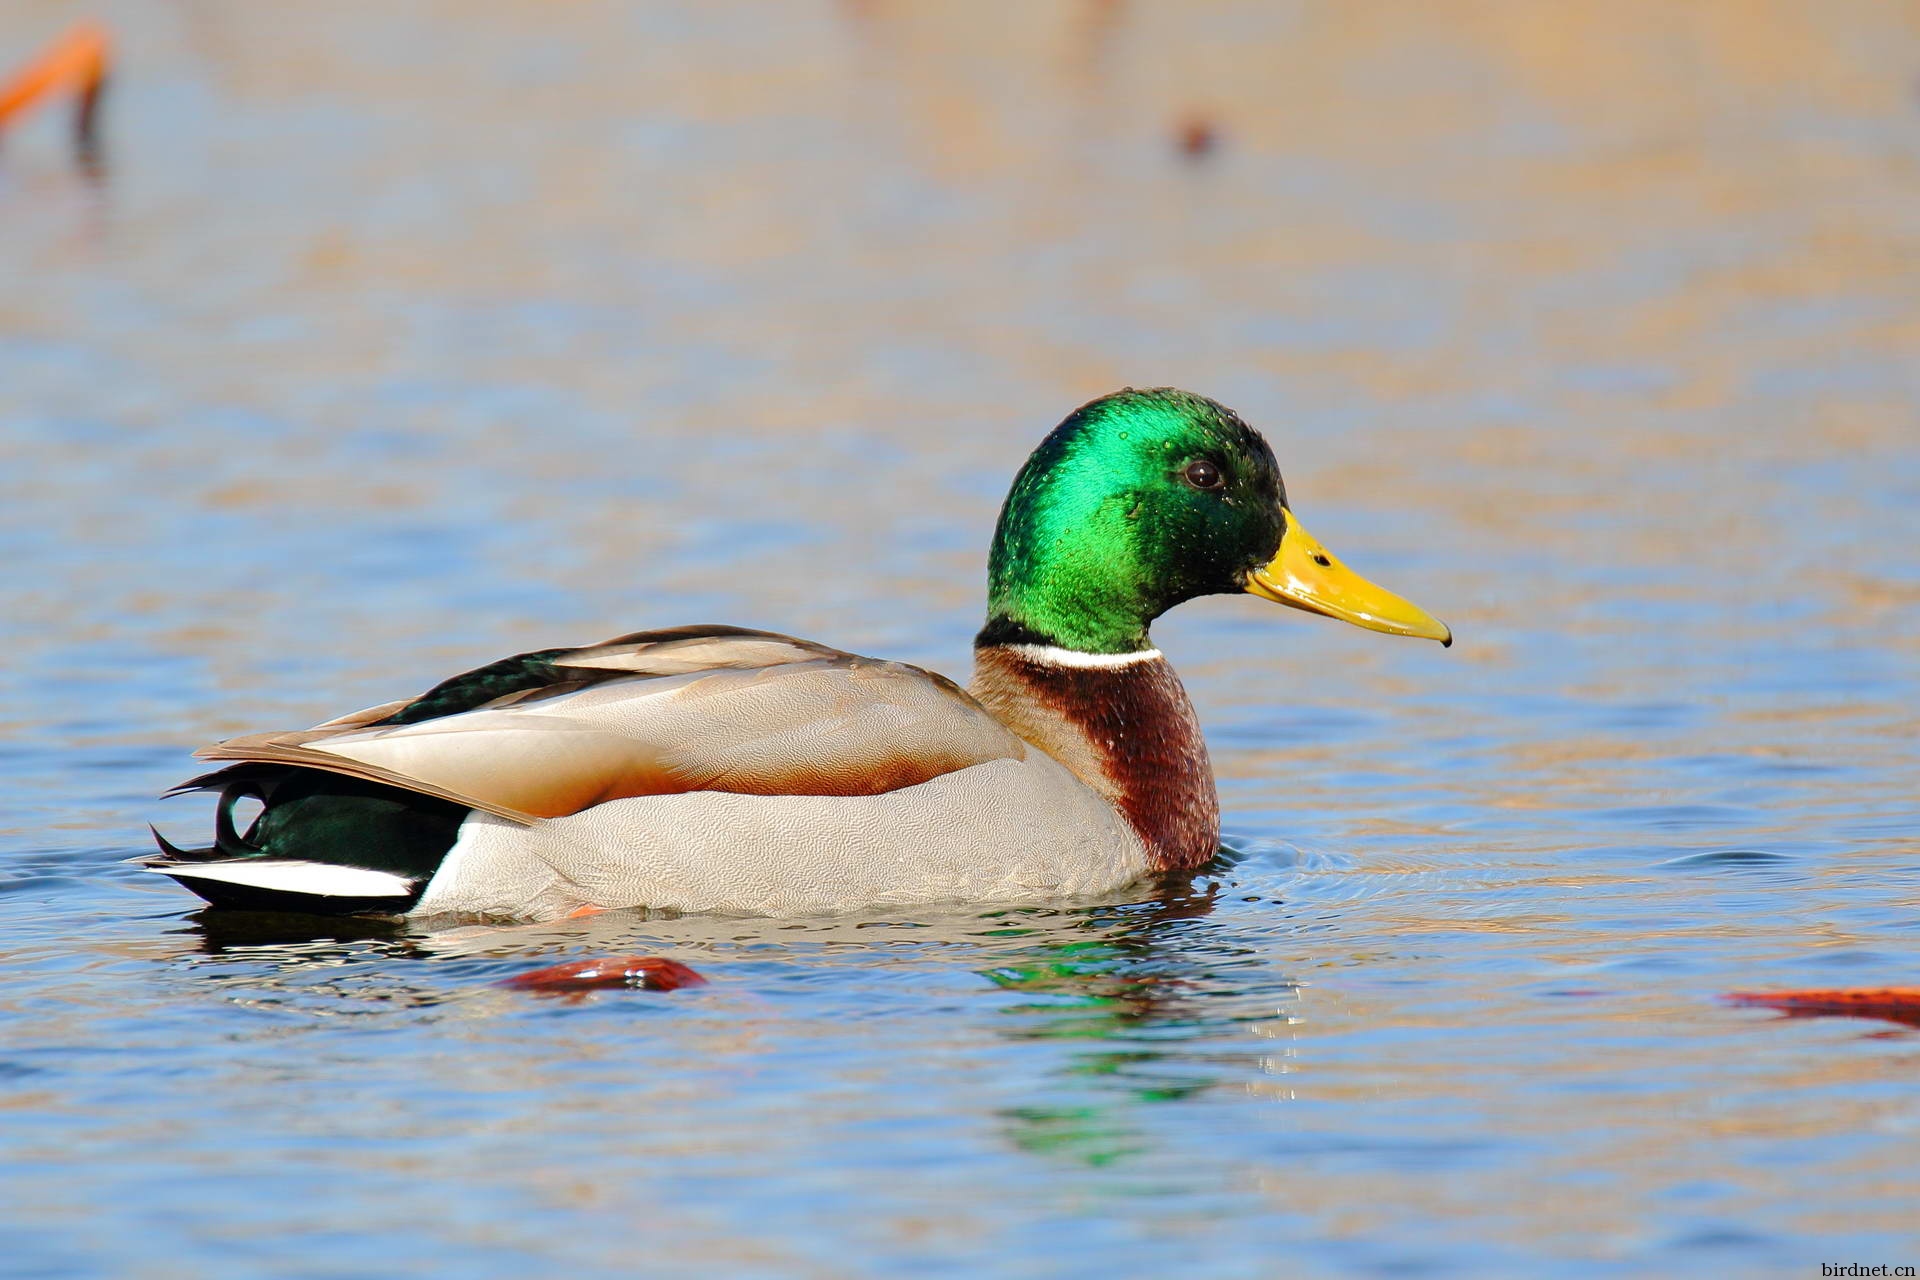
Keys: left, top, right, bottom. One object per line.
{"left": 4, "top": 3, "right": 1919, "bottom": 1276}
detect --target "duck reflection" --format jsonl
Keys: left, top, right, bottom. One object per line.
{"left": 979, "top": 869, "right": 1307, "bottom": 1168}
{"left": 167, "top": 858, "right": 1308, "bottom": 1169}
{"left": 189, "top": 907, "right": 411, "bottom": 953}
{"left": 170, "top": 907, "right": 451, "bottom": 1021}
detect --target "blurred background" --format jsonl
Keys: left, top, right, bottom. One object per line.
{"left": 2, "top": 3, "right": 1918, "bottom": 1277}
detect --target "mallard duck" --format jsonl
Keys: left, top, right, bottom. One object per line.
{"left": 148, "top": 388, "right": 1449, "bottom": 920}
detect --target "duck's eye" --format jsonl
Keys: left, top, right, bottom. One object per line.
{"left": 1182, "top": 459, "right": 1224, "bottom": 491}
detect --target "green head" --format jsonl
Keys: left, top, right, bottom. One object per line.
{"left": 978, "top": 388, "right": 1287, "bottom": 653}
{"left": 977, "top": 387, "right": 1452, "bottom": 655}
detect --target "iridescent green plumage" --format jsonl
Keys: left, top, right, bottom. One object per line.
{"left": 979, "top": 388, "right": 1288, "bottom": 653}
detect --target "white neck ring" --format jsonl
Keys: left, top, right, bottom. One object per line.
{"left": 998, "top": 644, "right": 1163, "bottom": 670}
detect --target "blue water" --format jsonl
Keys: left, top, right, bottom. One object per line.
{"left": 3, "top": 4, "right": 1918, "bottom": 1276}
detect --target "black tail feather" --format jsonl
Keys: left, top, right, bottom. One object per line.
{"left": 153, "top": 767, "right": 268, "bottom": 862}
{"left": 146, "top": 823, "right": 207, "bottom": 863}
{"left": 162, "top": 762, "right": 273, "bottom": 801}
{"left": 213, "top": 781, "right": 264, "bottom": 857}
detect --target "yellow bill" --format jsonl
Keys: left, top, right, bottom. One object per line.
{"left": 1246, "top": 510, "right": 1452, "bottom": 646}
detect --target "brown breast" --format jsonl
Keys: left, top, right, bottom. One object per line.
{"left": 968, "top": 645, "right": 1220, "bottom": 872}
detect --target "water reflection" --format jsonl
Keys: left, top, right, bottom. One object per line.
{"left": 187, "top": 907, "right": 412, "bottom": 953}
{"left": 984, "top": 885, "right": 1263, "bottom": 1167}
{"left": 164, "top": 873, "right": 1306, "bottom": 1178}
{"left": 165, "top": 909, "right": 450, "bottom": 1022}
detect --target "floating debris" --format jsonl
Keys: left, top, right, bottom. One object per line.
{"left": 501, "top": 955, "right": 708, "bottom": 996}
{"left": 1724, "top": 988, "right": 1920, "bottom": 1031}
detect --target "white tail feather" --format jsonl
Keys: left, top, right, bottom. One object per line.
{"left": 149, "top": 860, "right": 416, "bottom": 898}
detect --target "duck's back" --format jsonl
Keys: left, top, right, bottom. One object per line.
{"left": 151, "top": 626, "right": 1149, "bottom": 919}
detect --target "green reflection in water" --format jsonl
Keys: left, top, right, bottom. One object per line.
{"left": 982, "top": 885, "right": 1291, "bottom": 1168}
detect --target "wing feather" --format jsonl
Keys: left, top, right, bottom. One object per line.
{"left": 191, "top": 627, "right": 1024, "bottom": 822}
{"left": 192, "top": 737, "right": 543, "bottom": 821}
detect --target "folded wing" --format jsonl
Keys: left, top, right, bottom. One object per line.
{"left": 193, "top": 626, "right": 1026, "bottom": 823}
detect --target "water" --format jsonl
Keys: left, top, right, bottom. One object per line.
{"left": 3, "top": 3, "right": 1918, "bottom": 1276}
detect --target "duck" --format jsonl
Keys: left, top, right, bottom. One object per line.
{"left": 148, "top": 388, "right": 1450, "bottom": 921}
